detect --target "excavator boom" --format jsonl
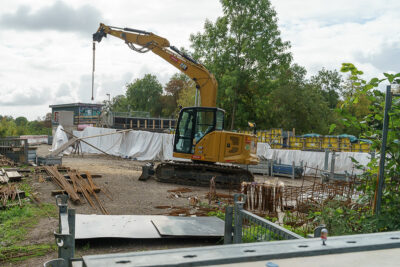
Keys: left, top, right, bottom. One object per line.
{"left": 93, "top": 23, "right": 217, "bottom": 107}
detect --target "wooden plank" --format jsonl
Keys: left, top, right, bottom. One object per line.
{"left": 0, "top": 175, "right": 9, "bottom": 184}
{"left": 6, "top": 171, "right": 22, "bottom": 181}
{"left": 44, "top": 166, "right": 81, "bottom": 203}
{"left": 47, "top": 137, "right": 78, "bottom": 157}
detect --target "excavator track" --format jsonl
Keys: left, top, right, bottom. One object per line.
{"left": 155, "top": 161, "right": 254, "bottom": 189}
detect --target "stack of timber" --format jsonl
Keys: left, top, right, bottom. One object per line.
{"left": 43, "top": 166, "right": 109, "bottom": 214}
{"left": 0, "top": 184, "right": 25, "bottom": 208}
{"left": 0, "top": 168, "right": 22, "bottom": 184}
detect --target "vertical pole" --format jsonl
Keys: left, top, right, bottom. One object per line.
{"left": 24, "top": 139, "right": 28, "bottom": 164}
{"left": 324, "top": 149, "right": 329, "bottom": 171}
{"left": 224, "top": 206, "right": 233, "bottom": 244}
{"left": 91, "top": 42, "right": 95, "bottom": 101}
{"left": 376, "top": 86, "right": 392, "bottom": 215}
{"left": 330, "top": 151, "right": 336, "bottom": 181}
{"left": 67, "top": 208, "right": 76, "bottom": 260}
{"left": 195, "top": 89, "right": 198, "bottom": 106}
{"left": 292, "top": 161, "right": 295, "bottom": 179}
{"left": 234, "top": 200, "right": 244, "bottom": 244}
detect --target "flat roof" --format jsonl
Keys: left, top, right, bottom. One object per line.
{"left": 49, "top": 102, "right": 104, "bottom": 108}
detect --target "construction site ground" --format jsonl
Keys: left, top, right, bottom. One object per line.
{"left": 12, "top": 144, "right": 313, "bottom": 266}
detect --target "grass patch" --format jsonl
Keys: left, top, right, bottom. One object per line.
{"left": 0, "top": 202, "right": 57, "bottom": 245}
{"left": 0, "top": 243, "right": 56, "bottom": 263}
{"left": 0, "top": 182, "right": 58, "bottom": 263}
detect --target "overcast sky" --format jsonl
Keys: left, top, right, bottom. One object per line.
{"left": 0, "top": 0, "right": 399, "bottom": 120}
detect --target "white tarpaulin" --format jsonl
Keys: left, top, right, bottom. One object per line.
{"left": 73, "top": 127, "right": 122, "bottom": 155}
{"left": 51, "top": 125, "right": 71, "bottom": 155}
{"left": 260, "top": 149, "right": 371, "bottom": 175}
{"left": 56, "top": 126, "right": 371, "bottom": 174}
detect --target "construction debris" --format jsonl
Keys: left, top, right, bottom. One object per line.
{"left": 241, "top": 181, "right": 284, "bottom": 216}
{"left": 0, "top": 184, "right": 25, "bottom": 208}
{"left": 42, "top": 166, "right": 108, "bottom": 214}
{"left": 167, "top": 187, "right": 193, "bottom": 198}
{"left": 0, "top": 168, "right": 22, "bottom": 184}
{"left": 0, "top": 154, "right": 15, "bottom": 166}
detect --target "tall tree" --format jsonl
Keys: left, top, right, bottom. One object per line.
{"left": 310, "top": 68, "right": 342, "bottom": 109}
{"left": 126, "top": 74, "right": 163, "bottom": 116}
{"left": 190, "top": 0, "right": 292, "bottom": 129}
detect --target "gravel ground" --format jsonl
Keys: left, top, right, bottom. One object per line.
{"left": 11, "top": 144, "right": 312, "bottom": 266}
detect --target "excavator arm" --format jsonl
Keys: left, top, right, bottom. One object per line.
{"left": 93, "top": 23, "right": 217, "bottom": 107}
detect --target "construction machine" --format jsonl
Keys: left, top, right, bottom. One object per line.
{"left": 93, "top": 23, "right": 259, "bottom": 187}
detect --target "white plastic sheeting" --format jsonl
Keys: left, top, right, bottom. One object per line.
{"left": 74, "top": 127, "right": 122, "bottom": 155}
{"left": 20, "top": 135, "right": 48, "bottom": 145}
{"left": 71, "top": 127, "right": 176, "bottom": 161}
{"left": 260, "top": 149, "right": 371, "bottom": 175}
{"left": 55, "top": 126, "right": 371, "bottom": 174}
{"left": 50, "top": 125, "right": 71, "bottom": 155}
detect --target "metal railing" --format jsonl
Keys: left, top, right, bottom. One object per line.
{"left": 225, "top": 194, "right": 304, "bottom": 244}
{"left": 0, "top": 138, "right": 29, "bottom": 164}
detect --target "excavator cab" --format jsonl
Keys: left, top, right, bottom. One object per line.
{"left": 174, "top": 107, "right": 224, "bottom": 154}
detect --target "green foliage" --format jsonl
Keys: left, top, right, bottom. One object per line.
{"left": 0, "top": 116, "right": 51, "bottom": 137}
{"left": 319, "top": 63, "right": 400, "bottom": 234}
{"left": 310, "top": 68, "right": 342, "bottom": 109}
{"left": 190, "top": 0, "right": 292, "bottom": 129}
{"left": 126, "top": 74, "right": 163, "bottom": 117}
{"left": 109, "top": 94, "right": 129, "bottom": 112}
{"left": 0, "top": 203, "right": 57, "bottom": 245}
{"left": 308, "top": 201, "right": 376, "bottom": 236}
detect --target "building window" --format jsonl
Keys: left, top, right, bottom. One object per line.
{"left": 54, "top": 112, "right": 59, "bottom": 122}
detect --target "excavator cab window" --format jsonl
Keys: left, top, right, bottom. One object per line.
{"left": 174, "top": 109, "right": 195, "bottom": 154}
{"left": 174, "top": 107, "right": 224, "bottom": 154}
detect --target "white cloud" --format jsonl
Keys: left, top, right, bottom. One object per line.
{"left": 0, "top": 0, "right": 399, "bottom": 120}
{"left": 0, "top": 1, "right": 103, "bottom": 34}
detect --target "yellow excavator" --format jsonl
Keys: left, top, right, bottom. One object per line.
{"left": 93, "top": 23, "right": 259, "bottom": 187}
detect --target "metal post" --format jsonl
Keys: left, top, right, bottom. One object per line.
{"left": 292, "top": 161, "right": 295, "bottom": 179}
{"left": 24, "top": 139, "right": 29, "bottom": 164}
{"left": 330, "top": 151, "right": 336, "bottom": 181}
{"left": 195, "top": 88, "right": 198, "bottom": 106}
{"left": 324, "top": 149, "right": 330, "bottom": 171}
{"left": 376, "top": 86, "right": 392, "bottom": 215}
{"left": 224, "top": 206, "right": 233, "bottom": 244}
{"left": 54, "top": 195, "right": 75, "bottom": 266}
{"left": 233, "top": 194, "right": 246, "bottom": 244}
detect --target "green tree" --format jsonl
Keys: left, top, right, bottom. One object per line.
{"left": 310, "top": 68, "right": 342, "bottom": 109}
{"left": 265, "top": 65, "right": 334, "bottom": 134}
{"left": 126, "top": 74, "right": 163, "bottom": 116}
{"left": 162, "top": 73, "right": 190, "bottom": 117}
{"left": 0, "top": 117, "right": 17, "bottom": 137}
{"left": 110, "top": 95, "right": 129, "bottom": 112}
{"left": 176, "top": 78, "right": 197, "bottom": 112}
{"left": 15, "top": 116, "right": 28, "bottom": 127}
{"left": 190, "top": 0, "right": 292, "bottom": 129}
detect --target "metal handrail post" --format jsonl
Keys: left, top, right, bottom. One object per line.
{"left": 376, "top": 86, "right": 392, "bottom": 215}
{"left": 224, "top": 206, "right": 233, "bottom": 244}
{"left": 233, "top": 194, "right": 246, "bottom": 244}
